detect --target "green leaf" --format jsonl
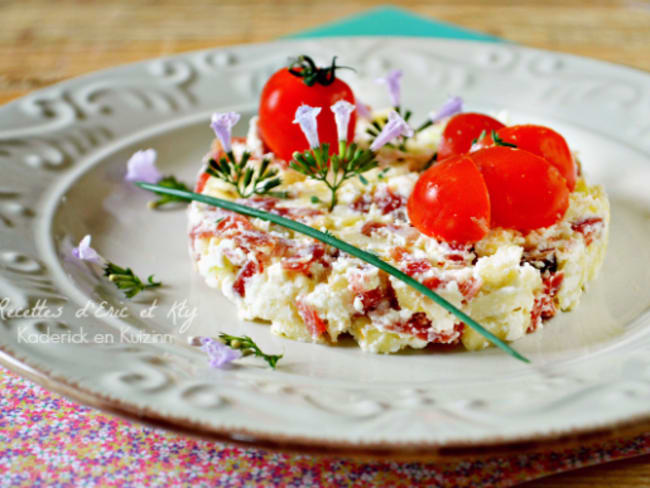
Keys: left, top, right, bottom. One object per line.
{"left": 148, "top": 175, "right": 192, "bottom": 208}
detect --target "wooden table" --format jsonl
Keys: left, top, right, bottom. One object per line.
{"left": 1, "top": 1, "right": 649, "bottom": 486}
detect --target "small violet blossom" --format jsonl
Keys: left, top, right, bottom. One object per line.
{"left": 369, "top": 111, "right": 414, "bottom": 152}
{"left": 71, "top": 235, "right": 103, "bottom": 265}
{"left": 355, "top": 99, "right": 372, "bottom": 119}
{"left": 375, "top": 69, "right": 403, "bottom": 107}
{"left": 210, "top": 112, "right": 241, "bottom": 153}
{"left": 429, "top": 96, "right": 463, "bottom": 124}
{"left": 330, "top": 100, "right": 355, "bottom": 142}
{"left": 125, "top": 149, "right": 161, "bottom": 184}
{"left": 200, "top": 337, "right": 242, "bottom": 369}
{"left": 293, "top": 104, "right": 322, "bottom": 149}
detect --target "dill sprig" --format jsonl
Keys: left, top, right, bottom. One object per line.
{"left": 136, "top": 182, "right": 530, "bottom": 363}
{"left": 148, "top": 176, "right": 192, "bottom": 208}
{"left": 218, "top": 333, "right": 283, "bottom": 369}
{"left": 103, "top": 262, "right": 161, "bottom": 299}
{"left": 206, "top": 151, "right": 286, "bottom": 198}
{"left": 290, "top": 141, "right": 378, "bottom": 211}
{"left": 365, "top": 106, "right": 412, "bottom": 152}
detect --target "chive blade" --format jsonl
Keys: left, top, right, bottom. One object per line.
{"left": 136, "top": 182, "right": 530, "bottom": 363}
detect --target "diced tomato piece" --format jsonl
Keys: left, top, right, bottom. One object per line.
{"left": 217, "top": 214, "right": 255, "bottom": 232}
{"left": 354, "top": 282, "right": 400, "bottom": 314}
{"left": 388, "top": 313, "right": 463, "bottom": 343}
{"left": 281, "top": 244, "right": 330, "bottom": 277}
{"left": 528, "top": 272, "right": 564, "bottom": 332}
{"left": 360, "top": 221, "right": 388, "bottom": 236}
{"left": 422, "top": 276, "right": 444, "bottom": 290}
{"left": 403, "top": 260, "right": 433, "bottom": 277}
{"left": 296, "top": 300, "right": 328, "bottom": 338}
{"left": 375, "top": 188, "right": 405, "bottom": 215}
{"left": 351, "top": 188, "right": 405, "bottom": 215}
{"left": 195, "top": 172, "right": 211, "bottom": 193}
{"left": 232, "top": 260, "right": 262, "bottom": 298}
{"left": 244, "top": 197, "right": 323, "bottom": 222}
{"left": 458, "top": 278, "right": 481, "bottom": 301}
{"left": 571, "top": 217, "right": 604, "bottom": 246}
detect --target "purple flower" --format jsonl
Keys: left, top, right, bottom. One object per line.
{"left": 71, "top": 235, "right": 103, "bottom": 264}
{"left": 429, "top": 96, "right": 463, "bottom": 124}
{"left": 125, "top": 149, "right": 161, "bottom": 184}
{"left": 355, "top": 99, "right": 372, "bottom": 119}
{"left": 369, "top": 111, "right": 414, "bottom": 151}
{"left": 375, "top": 69, "right": 403, "bottom": 107}
{"left": 293, "top": 104, "right": 322, "bottom": 149}
{"left": 200, "top": 337, "right": 242, "bottom": 369}
{"left": 330, "top": 100, "right": 355, "bottom": 142}
{"left": 210, "top": 112, "right": 241, "bottom": 153}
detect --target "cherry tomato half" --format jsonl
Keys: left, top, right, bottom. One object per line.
{"left": 258, "top": 64, "right": 356, "bottom": 162}
{"left": 471, "top": 146, "right": 569, "bottom": 232}
{"left": 494, "top": 125, "right": 576, "bottom": 191}
{"left": 437, "top": 113, "right": 504, "bottom": 161}
{"left": 407, "top": 155, "right": 491, "bottom": 244}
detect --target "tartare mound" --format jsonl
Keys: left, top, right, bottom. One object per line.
{"left": 188, "top": 118, "right": 609, "bottom": 353}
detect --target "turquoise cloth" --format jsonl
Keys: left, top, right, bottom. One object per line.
{"left": 288, "top": 6, "right": 501, "bottom": 42}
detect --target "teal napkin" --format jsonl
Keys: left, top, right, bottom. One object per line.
{"left": 288, "top": 6, "right": 501, "bottom": 42}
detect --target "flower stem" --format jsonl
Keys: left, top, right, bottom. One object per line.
{"left": 415, "top": 119, "right": 433, "bottom": 133}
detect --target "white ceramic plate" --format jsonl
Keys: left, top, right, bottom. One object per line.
{"left": 1, "top": 37, "right": 649, "bottom": 455}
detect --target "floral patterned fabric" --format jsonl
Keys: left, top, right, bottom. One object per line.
{"left": 1, "top": 366, "right": 650, "bottom": 487}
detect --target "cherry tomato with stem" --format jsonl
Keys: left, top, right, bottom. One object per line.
{"left": 258, "top": 55, "right": 356, "bottom": 162}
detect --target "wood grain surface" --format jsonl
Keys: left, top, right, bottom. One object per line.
{"left": 1, "top": 0, "right": 649, "bottom": 486}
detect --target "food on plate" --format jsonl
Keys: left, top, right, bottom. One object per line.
{"left": 187, "top": 56, "right": 609, "bottom": 354}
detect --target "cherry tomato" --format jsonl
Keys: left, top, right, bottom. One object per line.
{"left": 258, "top": 57, "right": 356, "bottom": 162}
{"left": 408, "top": 155, "right": 491, "bottom": 244}
{"left": 471, "top": 146, "right": 569, "bottom": 231}
{"left": 437, "top": 113, "right": 504, "bottom": 160}
{"left": 494, "top": 125, "right": 576, "bottom": 191}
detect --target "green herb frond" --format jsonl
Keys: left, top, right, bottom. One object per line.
{"left": 103, "top": 262, "right": 161, "bottom": 299}
{"left": 206, "top": 151, "right": 284, "bottom": 198}
{"left": 290, "top": 141, "right": 378, "bottom": 211}
{"left": 218, "top": 332, "right": 283, "bottom": 368}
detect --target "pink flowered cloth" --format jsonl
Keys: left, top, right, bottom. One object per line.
{"left": 1, "top": 366, "right": 650, "bottom": 487}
